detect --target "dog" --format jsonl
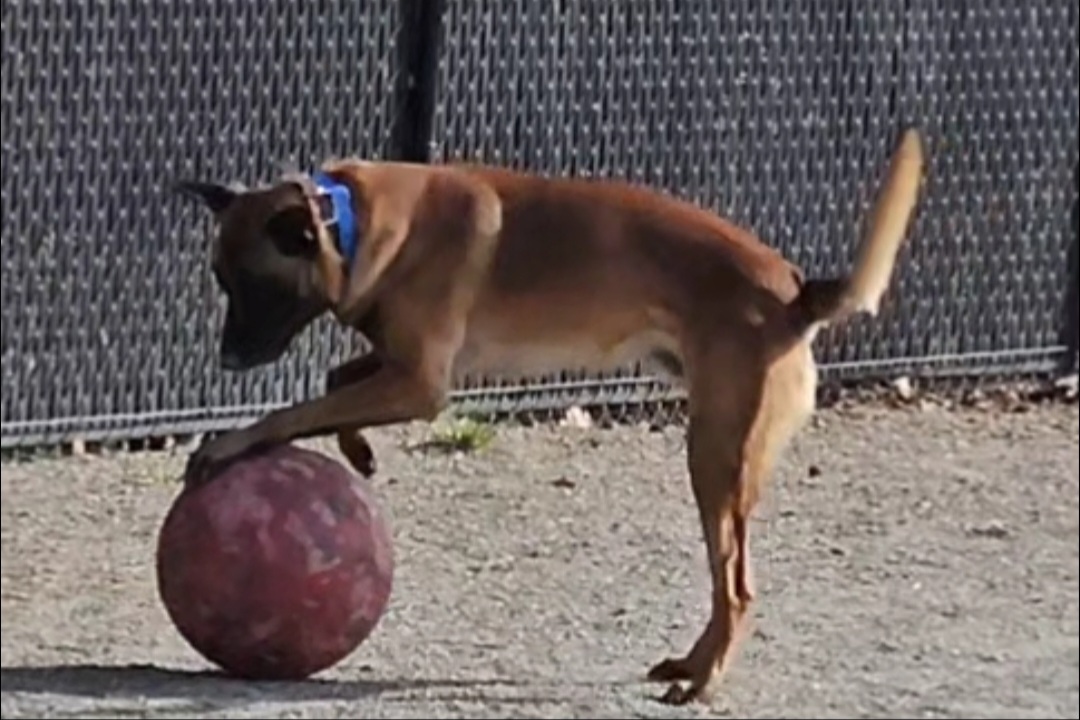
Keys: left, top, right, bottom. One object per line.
{"left": 175, "top": 127, "right": 924, "bottom": 705}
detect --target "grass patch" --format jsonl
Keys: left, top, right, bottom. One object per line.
{"left": 416, "top": 414, "right": 497, "bottom": 455}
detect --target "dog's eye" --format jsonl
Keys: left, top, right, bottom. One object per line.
{"left": 265, "top": 207, "right": 316, "bottom": 258}
{"left": 270, "top": 229, "right": 313, "bottom": 258}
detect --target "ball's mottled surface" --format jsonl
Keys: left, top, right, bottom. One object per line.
{"left": 156, "top": 444, "right": 393, "bottom": 681}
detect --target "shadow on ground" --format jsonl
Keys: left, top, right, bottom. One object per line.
{"left": 0, "top": 663, "right": 520, "bottom": 702}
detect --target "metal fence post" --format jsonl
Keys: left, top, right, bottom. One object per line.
{"left": 393, "top": 0, "right": 445, "bottom": 163}
{"left": 1066, "top": 162, "right": 1079, "bottom": 373}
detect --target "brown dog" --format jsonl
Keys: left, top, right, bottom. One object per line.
{"left": 175, "top": 127, "right": 924, "bottom": 705}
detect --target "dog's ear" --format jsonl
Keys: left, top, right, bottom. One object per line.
{"left": 173, "top": 180, "right": 238, "bottom": 214}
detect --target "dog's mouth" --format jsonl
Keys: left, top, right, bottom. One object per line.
{"left": 219, "top": 328, "right": 298, "bottom": 371}
{"left": 220, "top": 349, "right": 274, "bottom": 372}
{"left": 219, "top": 303, "right": 324, "bottom": 372}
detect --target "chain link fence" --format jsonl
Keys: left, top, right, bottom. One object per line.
{"left": 2, "top": 0, "right": 1077, "bottom": 448}
{"left": 2, "top": 0, "right": 405, "bottom": 446}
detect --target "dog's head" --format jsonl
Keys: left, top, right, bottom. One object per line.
{"left": 175, "top": 175, "right": 353, "bottom": 371}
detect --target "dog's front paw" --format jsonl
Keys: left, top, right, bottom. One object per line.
{"left": 338, "top": 430, "right": 377, "bottom": 478}
{"left": 183, "top": 430, "right": 260, "bottom": 488}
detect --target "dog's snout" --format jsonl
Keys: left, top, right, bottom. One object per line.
{"left": 220, "top": 350, "right": 246, "bottom": 371}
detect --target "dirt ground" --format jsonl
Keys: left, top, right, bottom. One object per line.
{"left": 1, "top": 402, "right": 1077, "bottom": 719}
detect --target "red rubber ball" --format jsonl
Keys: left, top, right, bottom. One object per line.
{"left": 156, "top": 444, "right": 393, "bottom": 680}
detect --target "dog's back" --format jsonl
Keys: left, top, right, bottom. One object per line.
{"left": 454, "top": 128, "right": 922, "bottom": 361}
{"left": 441, "top": 164, "right": 811, "bottom": 379}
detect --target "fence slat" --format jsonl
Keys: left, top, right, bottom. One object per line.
{"left": 1068, "top": 163, "right": 1079, "bottom": 372}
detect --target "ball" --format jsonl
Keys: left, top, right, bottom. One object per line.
{"left": 155, "top": 444, "right": 394, "bottom": 681}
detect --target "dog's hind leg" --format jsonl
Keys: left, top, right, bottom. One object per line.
{"left": 648, "top": 339, "right": 817, "bottom": 705}
{"left": 646, "top": 338, "right": 766, "bottom": 704}
{"left": 729, "top": 343, "right": 819, "bottom": 617}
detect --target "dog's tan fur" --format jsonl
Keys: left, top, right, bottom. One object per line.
{"left": 180, "top": 129, "right": 925, "bottom": 705}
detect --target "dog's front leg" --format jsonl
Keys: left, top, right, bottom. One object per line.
{"left": 184, "top": 353, "right": 450, "bottom": 486}
{"left": 326, "top": 353, "right": 385, "bottom": 477}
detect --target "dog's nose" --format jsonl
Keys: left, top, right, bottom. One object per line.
{"left": 220, "top": 351, "right": 245, "bottom": 371}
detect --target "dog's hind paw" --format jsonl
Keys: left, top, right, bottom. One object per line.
{"left": 648, "top": 656, "right": 717, "bottom": 706}
{"left": 658, "top": 683, "right": 695, "bottom": 706}
{"left": 646, "top": 657, "right": 693, "bottom": 682}
{"left": 657, "top": 679, "right": 715, "bottom": 707}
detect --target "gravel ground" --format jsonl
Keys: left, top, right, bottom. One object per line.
{"left": 2, "top": 402, "right": 1077, "bottom": 719}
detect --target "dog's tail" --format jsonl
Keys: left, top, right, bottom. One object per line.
{"left": 792, "top": 128, "right": 925, "bottom": 333}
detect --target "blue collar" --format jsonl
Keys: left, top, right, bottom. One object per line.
{"left": 312, "top": 172, "right": 359, "bottom": 264}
